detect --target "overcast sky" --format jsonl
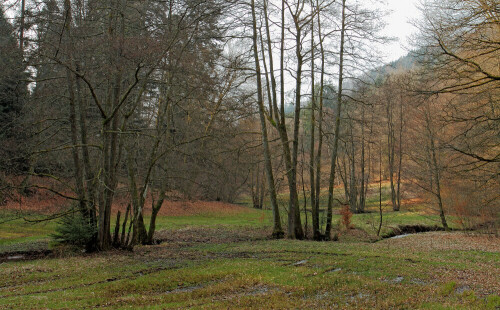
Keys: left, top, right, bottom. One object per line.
{"left": 378, "top": 0, "right": 422, "bottom": 62}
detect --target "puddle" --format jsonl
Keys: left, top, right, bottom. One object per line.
{"left": 382, "top": 225, "right": 445, "bottom": 239}
{"left": 390, "top": 234, "right": 410, "bottom": 239}
{"left": 410, "top": 278, "right": 428, "bottom": 285}
{"left": 0, "top": 250, "right": 52, "bottom": 263}
{"left": 167, "top": 284, "right": 205, "bottom": 294}
{"left": 392, "top": 276, "right": 404, "bottom": 283}
{"left": 382, "top": 276, "right": 404, "bottom": 284}
{"left": 292, "top": 260, "right": 308, "bottom": 266}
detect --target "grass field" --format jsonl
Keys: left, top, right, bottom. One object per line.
{"left": 0, "top": 188, "right": 499, "bottom": 309}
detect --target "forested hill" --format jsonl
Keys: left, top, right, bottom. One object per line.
{"left": 368, "top": 52, "right": 419, "bottom": 82}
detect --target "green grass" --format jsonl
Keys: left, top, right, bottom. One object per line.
{"left": 1, "top": 184, "right": 497, "bottom": 309}
{"left": 144, "top": 209, "right": 271, "bottom": 231}
{"left": 0, "top": 196, "right": 450, "bottom": 254}
{"left": 0, "top": 212, "right": 56, "bottom": 248}
{"left": 238, "top": 182, "right": 455, "bottom": 237}
{"left": 1, "top": 234, "right": 498, "bottom": 309}
{"left": 0, "top": 207, "right": 270, "bottom": 253}
{"left": 1, "top": 205, "right": 445, "bottom": 252}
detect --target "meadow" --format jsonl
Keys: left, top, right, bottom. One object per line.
{"left": 1, "top": 193, "right": 499, "bottom": 309}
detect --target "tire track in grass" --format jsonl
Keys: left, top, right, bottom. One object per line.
{"left": 0, "top": 264, "right": 183, "bottom": 298}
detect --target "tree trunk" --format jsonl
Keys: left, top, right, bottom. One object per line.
{"left": 126, "top": 147, "right": 148, "bottom": 245}
{"left": 251, "top": 0, "right": 284, "bottom": 239}
{"left": 120, "top": 204, "right": 130, "bottom": 246}
{"left": 424, "top": 109, "right": 449, "bottom": 230}
{"left": 396, "top": 94, "right": 404, "bottom": 211}
{"left": 309, "top": 0, "right": 317, "bottom": 240}
{"left": 377, "top": 140, "right": 383, "bottom": 236}
{"left": 313, "top": 0, "right": 325, "bottom": 240}
{"left": 112, "top": 211, "right": 121, "bottom": 246}
{"left": 358, "top": 104, "right": 366, "bottom": 213}
{"left": 146, "top": 190, "right": 165, "bottom": 245}
{"left": 386, "top": 96, "right": 398, "bottom": 211}
{"left": 348, "top": 117, "right": 357, "bottom": 213}
{"left": 288, "top": 3, "right": 306, "bottom": 240}
{"left": 325, "top": 0, "right": 346, "bottom": 239}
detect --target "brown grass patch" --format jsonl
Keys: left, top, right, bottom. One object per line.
{"left": 2, "top": 177, "right": 251, "bottom": 217}
{"left": 154, "top": 226, "right": 269, "bottom": 244}
{"left": 112, "top": 198, "right": 253, "bottom": 217}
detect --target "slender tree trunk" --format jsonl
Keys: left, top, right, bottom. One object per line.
{"left": 146, "top": 189, "right": 165, "bottom": 245}
{"left": 76, "top": 74, "right": 97, "bottom": 231}
{"left": 266, "top": 0, "right": 303, "bottom": 239}
{"left": 325, "top": 0, "right": 346, "bottom": 239}
{"left": 348, "top": 117, "right": 357, "bottom": 213}
{"left": 251, "top": 168, "right": 256, "bottom": 207}
{"left": 279, "top": 0, "right": 293, "bottom": 237}
{"left": 377, "top": 140, "right": 383, "bottom": 236}
{"left": 339, "top": 155, "right": 349, "bottom": 201}
{"left": 263, "top": 0, "right": 281, "bottom": 123}
{"left": 251, "top": 0, "right": 284, "bottom": 239}
{"left": 255, "top": 163, "right": 261, "bottom": 208}
{"left": 120, "top": 204, "right": 130, "bottom": 245}
{"left": 359, "top": 104, "right": 366, "bottom": 213}
{"left": 365, "top": 105, "right": 375, "bottom": 209}
{"left": 99, "top": 0, "right": 125, "bottom": 250}
{"left": 63, "top": 0, "right": 86, "bottom": 217}
{"left": 259, "top": 170, "right": 265, "bottom": 209}
{"left": 126, "top": 147, "right": 147, "bottom": 246}
{"left": 386, "top": 97, "right": 398, "bottom": 211}
{"left": 289, "top": 6, "right": 305, "bottom": 240}
{"left": 112, "top": 211, "right": 121, "bottom": 246}
{"left": 258, "top": 27, "right": 274, "bottom": 120}
{"left": 424, "top": 109, "right": 449, "bottom": 230}
{"left": 309, "top": 0, "right": 317, "bottom": 241}
{"left": 19, "top": 0, "right": 25, "bottom": 51}
{"left": 261, "top": 0, "right": 286, "bottom": 238}
{"left": 301, "top": 139, "right": 308, "bottom": 238}
{"left": 313, "top": 0, "right": 325, "bottom": 240}
{"left": 396, "top": 94, "right": 404, "bottom": 211}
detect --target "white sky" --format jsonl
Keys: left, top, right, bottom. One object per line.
{"left": 378, "top": 0, "right": 421, "bottom": 62}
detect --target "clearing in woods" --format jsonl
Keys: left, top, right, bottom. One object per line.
{"left": 0, "top": 193, "right": 499, "bottom": 309}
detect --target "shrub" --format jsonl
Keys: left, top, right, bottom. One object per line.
{"left": 339, "top": 204, "right": 353, "bottom": 230}
{"left": 51, "top": 212, "right": 97, "bottom": 249}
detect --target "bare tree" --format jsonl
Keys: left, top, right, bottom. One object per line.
{"left": 251, "top": 0, "right": 284, "bottom": 238}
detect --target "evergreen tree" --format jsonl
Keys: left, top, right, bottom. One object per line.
{"left": 0, "top": 8, "right": 27, "bottom": 173}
